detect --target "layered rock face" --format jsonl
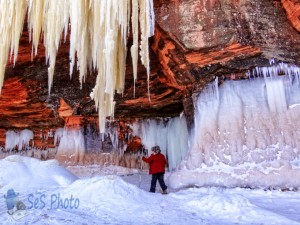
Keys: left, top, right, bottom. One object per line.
{"left": 0, "top": 0, "right": 300, "bottom": 164}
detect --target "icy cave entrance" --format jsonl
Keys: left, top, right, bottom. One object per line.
{"left": 3, "top": 62, "right": 300, "bottom": 190}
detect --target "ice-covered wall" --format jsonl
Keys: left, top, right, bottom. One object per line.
{"left": 131, "top": 116, "right": 189, "bottom": 170}
{"left": 169, "top": 63, "right": 300, "bottom": 189}
{"left": 55, "top": 125, "right": 129, "bottom": 166}
{"left": 56, "top": 129, "right": 85, "bottom": 165}
{"left": 5, "top": 129, "right": 34, "bottom": 151}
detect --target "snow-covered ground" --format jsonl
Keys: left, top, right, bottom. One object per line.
{"left": 1, "top": 156, "right": 300, "bottom": 225}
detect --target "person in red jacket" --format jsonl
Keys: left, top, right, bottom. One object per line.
{"left": 142, "top": 146, "right": 168, "bottom": 194}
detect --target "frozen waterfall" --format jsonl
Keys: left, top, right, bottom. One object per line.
{"left": 169, "top": 63, "right": 300, "bottom": 189}
{"left": 130, "top": 116, "right": 189, "bottom": 171}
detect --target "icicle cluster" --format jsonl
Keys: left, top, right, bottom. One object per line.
{"left": 131, "top": 116, "right": 189, "bottom": 170}
{"left": 53, "top": 126, "right": 126, "bottom": 166}
{"left": 168, "top": 64, "right": 300, "bottom": 189}
{"left": 0, "top": 0, "right": 155, "bottom": 133}
{"left": 5, "top": 129, "right": 34, "bottom": 151}
{"left": 0, "top": 0, "right": 27, "bottom": 93}
{"left": 185, "top": 64, "right": 300, "bottom": 169}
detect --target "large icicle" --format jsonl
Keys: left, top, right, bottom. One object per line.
{"left": 10, "top": 0, "right": 27, "bottom": 66}
{"left": 27, "top": 0, "right": 45, "bottom": 57}
{"left": 131, "top": 0, "right": 139, "bottom": 97}
{"left": 42, "top": 0, "right": 70, "bottom": 94}
{"left": 89, "top": 0, "right": 131, "bottom": 132}
{"left": 0, "top": 0, "right": 27, "bottom": 93}
{"left": 28, "top": 0, "right": 70, "bottom": 94}
{"left": 139, "top": 0, "right": 153, "bottom": 100}
{"left": 69, "top": 0, "right": 91, "bottom": 86}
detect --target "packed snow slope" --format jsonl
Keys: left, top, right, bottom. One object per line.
{"left": 0, "top": 156, "right": 300, "bottom": 224}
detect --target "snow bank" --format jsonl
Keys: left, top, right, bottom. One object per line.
{"left": 62, "top": 176, "right": 300, "bottom": 225}
{"left": 61, "top": 175, "right": 171, "bottom": 224}
{"left": 0, "top": 155, "right": 78, "bottom": 190}
{"left": 63, "top": 176, "right": 154, "bottom": 205}
{"left": 168, "top": 159, "right": 300, "bottom": 189}
{"left": 0, "top": 166, "right": 299, "bottom": 225}
{"left": 176, "top": 188, "right": 300, "bottom": 225}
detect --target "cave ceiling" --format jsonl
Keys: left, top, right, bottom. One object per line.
{"left": 1, "top": 0, "right": 300, "bottom": 129}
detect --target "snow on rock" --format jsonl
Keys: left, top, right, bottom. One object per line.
{"left": 0, "top": 155, "right": 78, "bottom": 190}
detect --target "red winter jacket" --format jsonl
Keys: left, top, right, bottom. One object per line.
{"left": 142, "top": 153, "right": 167, "bottom": 174}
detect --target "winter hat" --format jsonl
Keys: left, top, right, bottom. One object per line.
{"left": 152, "top": 146, "right": 161, "bottom": 154}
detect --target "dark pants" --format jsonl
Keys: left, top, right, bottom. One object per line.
{"left": 150, "top": 172, "right": 167, "bottom": 193}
